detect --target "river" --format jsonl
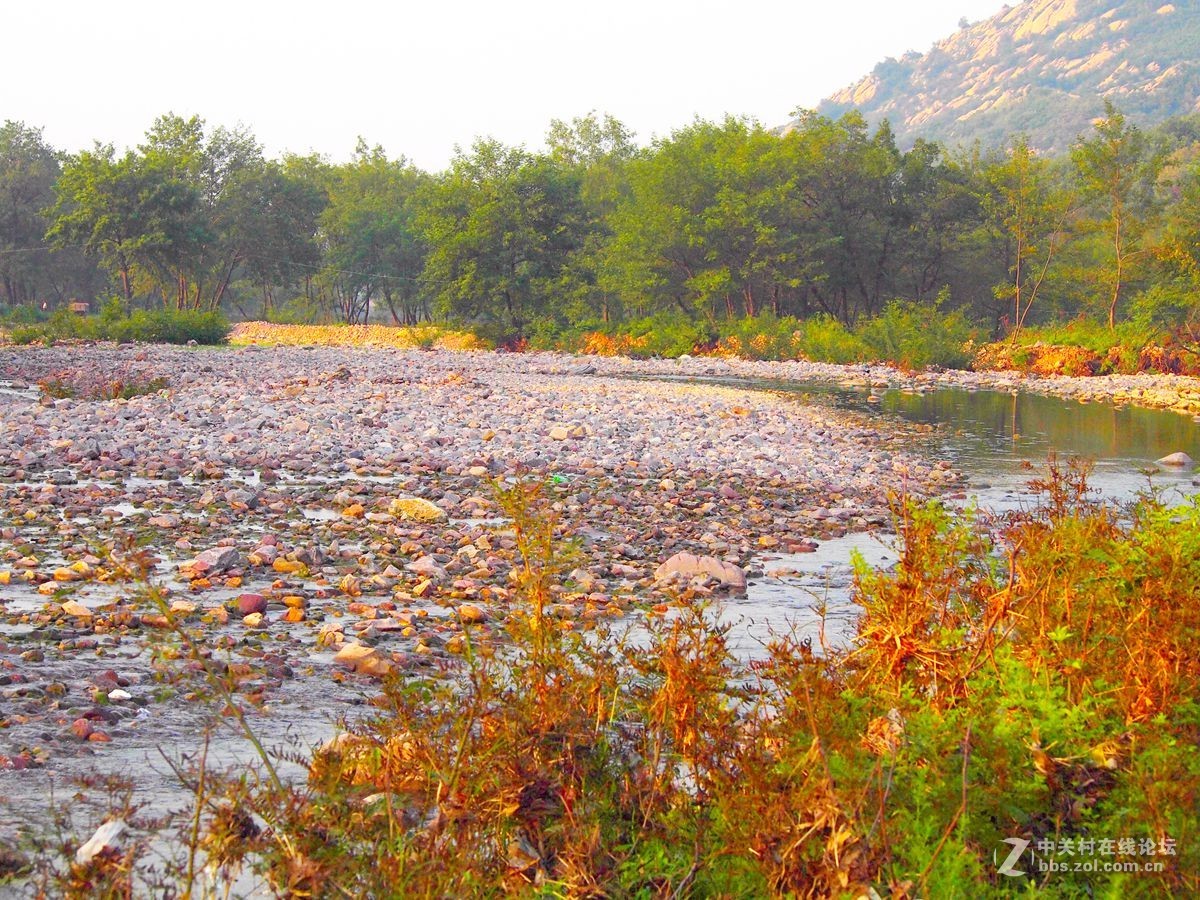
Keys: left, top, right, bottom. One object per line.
{"left": 725, "top": 379, "right": 1200, "bottom": 656}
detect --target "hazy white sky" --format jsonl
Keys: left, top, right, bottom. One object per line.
{"left": 5, "top": 0, "right": 1005, "bottom": 170}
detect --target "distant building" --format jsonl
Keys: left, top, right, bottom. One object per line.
{"left": 69, "top": 300, "right": 90, "bottom": 314}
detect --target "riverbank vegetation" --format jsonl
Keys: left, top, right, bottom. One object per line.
{"left": 5, "top": 106, "right": 1200, "bottom": 373}
{"left": 7, "top": 300, "right": 229, "bottom": 346}
{"left": 4, "top": 467, "right": 1196, "bottom": 897}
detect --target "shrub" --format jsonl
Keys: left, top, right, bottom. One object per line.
{"left": 577, "top": 314, "right": 714, "bottom": 358}
{"left": 268, "top": 296, "right": 324, "bottom": 325}
{"left": 858, "top": 297, "right": 976, "bottom": 369}
{"left": 7, "top": 306, "right": 230, "bottom": 346}
{"left": 2, "top": 304, "right": 47, "bottom": 326}
{"left": 1014, "top": 318, "right": 1166, "bottom": 356}
{"left": 714, "top": 312, "right": 805, "bottom": 360}
{"left": 124, "top": 309, "right": 230, "bottom": 345}
{"left": 791, "top": 314, "right": 871, "bottom": 364}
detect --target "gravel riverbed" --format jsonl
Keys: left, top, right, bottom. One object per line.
{"left": 2, "top": 341, "right": 1187, "bottom": 834}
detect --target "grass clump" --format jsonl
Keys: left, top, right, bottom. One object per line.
{"left": 38, "top": 375, "right": 169, "bottom": 402}
{"left": 566, "top": 305, "right": 976, "bottom": 368}
{"left": 975, "top": 317, "right": 1200, "bottom": 376}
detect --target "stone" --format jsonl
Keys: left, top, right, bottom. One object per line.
{"left": 186, "top": 546, "right": 241, "bottom": 574}
{"left": 61, "top": 600, "right": 93, "bottom": 618}
{"left": 249, "top": 544, "right": 279, "bottom": 565}
{"left": 548, "top": 425, "right": 571, "bottom": 441}
{"left": 1156, "top": 451, "right": 1194, "bottom": 467}
{"left": 653, "top": 552, "right": 747, "bottom": 592}
{"left": 237, "top": 593, "right": 268, "bottom": 615}
{"left": 457, "top": 603, "right": 488, "bottom": 624}
{"left": 406, "top": 556, "right": 447, "bottom": 580}
{"left": 333, "top": 642, "right": 392, "bottom": 677}
{"left": 389, "top": 497, "right": 447, "bottom": 523}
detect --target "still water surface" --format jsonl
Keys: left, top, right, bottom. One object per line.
{"left": 726, "top": 381, "right": 1200, "bottom": 656}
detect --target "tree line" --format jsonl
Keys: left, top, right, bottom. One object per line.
{"left": 3, "top": 104, "right": 1200, "bottom": 339}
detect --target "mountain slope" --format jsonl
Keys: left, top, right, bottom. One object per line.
{"left": 812, "top": 0, "right": 1200, "bottom": 152}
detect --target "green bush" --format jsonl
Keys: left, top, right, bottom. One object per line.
{"left": 1015, "top": 318, "right": 1165, "bottom": 355}
{"left": 858, "top": 297, "right": 976, "bottom": 369}
{"left": 612, "top": 313, "right": 715, "bottom": 358}
{"left": 2, "top": 304, "right": 48, "bottom": 326}
{"left": 792, "top": 314, "right": 871, "bottom": 364}
{"left": 7, "top": 305, "right": 229, "bottom": 346}
{"left": 523, "top": 315, "right": 605, "bottom": 352}
{"left": 717, "top": 312, "right": 806, "bottom": 359}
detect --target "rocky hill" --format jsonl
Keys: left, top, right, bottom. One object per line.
{"left": 811, "top": 0, "right": 1200, "bottom": 152}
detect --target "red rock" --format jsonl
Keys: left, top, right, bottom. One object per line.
{"left": 70, "top": 718, "right": 93, "bottom": 740}
{"left": 237, "top": 593, "right": 268, "bottom": 615}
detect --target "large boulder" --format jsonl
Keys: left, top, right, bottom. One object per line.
{"left": 1156, "top": 451, "right": 1194, "bottom": 467}
{"left": 654, "top": 552, "right": 747, "bottom": 593}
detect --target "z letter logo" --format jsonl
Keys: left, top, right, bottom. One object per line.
{"left": 995, "top": 838, "right": 1030, "bottom": 877}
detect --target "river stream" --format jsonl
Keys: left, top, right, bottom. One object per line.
{"left": 726, "top": 379, "right": 1200, "bottom": 655}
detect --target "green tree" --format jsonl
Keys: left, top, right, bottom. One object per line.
{"left": 319, "top": 141, "right": 428, "bottom": 324}
{"left": 0, "top": 121, "right": 62, "bottom": 307}
{"left": 138, "top": 113, "right": 265, "bottom": 310}
{"left": 47, "top": 144, "right": 199, "bottom": 305}
{"left": 1071, "top": 102, "right": 1165, "bottom": 329}
{"left": 604, "top": 118, "right": 759, "bottom": 321}
{"left": 419, "top": 139, "right": 585, "bottom": 336}
{"left": 984, "top": 136, "right": 1074, "bottom": 334}
{"left": 782, "top": 113, "right": 909, "bottom": 324}
{"left": 221, "top": 161, "right": 327, "bottom": 318}
{"left": 545, "top": 112, "right": 637, "bottom": 324}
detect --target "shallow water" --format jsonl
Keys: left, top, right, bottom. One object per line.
{"left": 728, "top": 380, "right": 1200, "bottom": 652}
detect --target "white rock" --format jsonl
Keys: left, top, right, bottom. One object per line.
{"left": 75, "top": 819, "right": 126, "bottom": 864}
{"left": 1156, "top": 451, "right": 1194, "bottom": 467}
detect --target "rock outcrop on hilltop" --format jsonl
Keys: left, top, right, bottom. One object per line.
{"left": 806, "top": 0, "right": 1200, "bottom": 152}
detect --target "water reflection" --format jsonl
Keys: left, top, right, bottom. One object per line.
{"left": 781, "top": 382, "right": 1199, "bottom": 505}
{"left": 732, "top": 380, "right": 1200, "bottom": 655}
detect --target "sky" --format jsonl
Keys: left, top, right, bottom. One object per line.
{"left": 5, "top": 0, "right": 1006, "bottom": 171}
